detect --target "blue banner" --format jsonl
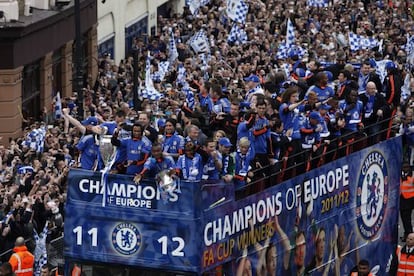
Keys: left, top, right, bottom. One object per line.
{"left": 201, "top": 138, "right": 401, "bottom": 275}
{"left": 64, "top": 137, "right": 402, "bottom": 275}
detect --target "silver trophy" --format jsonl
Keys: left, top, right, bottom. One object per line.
{"left": 99, "top": 127, "right": 116, "bottom": 171}
{"left": 156, "top": 170, "right": 181, "bottom": 203}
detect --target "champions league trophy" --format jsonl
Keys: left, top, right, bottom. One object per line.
{"left": 99, "top": 126, "right": 116, "bottom": 171}
{"left": 156, "top": 170, "right": 181, "bottom": 203}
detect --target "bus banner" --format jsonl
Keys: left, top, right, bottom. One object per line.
{"left": 64, "top": 137, "right": 402, "bottom": 275}
{"left": 201, "top": 137, "right": 402, "bottom": 275}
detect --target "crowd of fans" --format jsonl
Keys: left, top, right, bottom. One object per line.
{"left": 1, "top": 0, "right": 414, "bottom": 274}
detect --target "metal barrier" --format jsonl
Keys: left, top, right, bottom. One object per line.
{"left": 0, "top": 234, "right": 64, "bottom": 266}
{"left": 48, "top": 234, "right": 65, "bottom": 267}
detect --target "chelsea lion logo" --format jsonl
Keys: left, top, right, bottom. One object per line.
{"left": 112, "top": 223, "right": 141, "bottom": 255}
{"left": 356, "top": 151, "right": 388, "bottom": 239}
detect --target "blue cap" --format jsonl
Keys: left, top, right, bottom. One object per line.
{"left": 294, "top": 68, "right": 306, "bottom": 78}
{"left": 309, "top": 111, "right": 321, "bottom": 120}
{"left": 385, "top": 61, "right": 396, "bottom": 70}
{"left": 219, "top": 137, "right": 232, "bottom": 147}
{"left": 324, "top": 71, "right": 333, "bottom": 83}
{"left": 68, "top": 102, "right": 76, "bottom": 110}
{"left": 81, "top": 116, "right": 99, "bottom": 126}
{"left": 157, "top": 119, "right": 166, "bottom": 127}
{"left": 244, "top": 75, "right": 260, "bottom": 83}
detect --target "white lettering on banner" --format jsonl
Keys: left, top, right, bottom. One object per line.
{"left": 361, "top": 152, "right": 384, "bottom": 175}
{"left": 78, "top": 179, "right": 179, "bottom": 203}
{"left": 203, "top": 165, "right": 350, "bottom": 247}
{"left": 204, "top": 192, "right": 283, "bottom": 246}
{"left": 303, "top": 165, "right": 349, "bottom": 204}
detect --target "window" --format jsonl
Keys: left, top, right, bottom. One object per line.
{"left": 98, "top": 34, "right": 115, "bottom": 59}
{"left": 22, "top": 61, "right": 41, "bottom": 122}
{"left": 125, "top": 16, "right": 148, "bottom": 56}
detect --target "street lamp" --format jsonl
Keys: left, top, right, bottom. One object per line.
{"left": 132, "top": 46, "right": 141, "bottom": 112}
{"left": 74, "top": 0, "right": 84, "bottom": 119}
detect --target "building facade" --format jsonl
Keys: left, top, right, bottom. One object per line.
{"left": 0, "top": 0, "right": 98, "bottom": 143}
{"left": 0, "top": 0, "right": 188, "bottom": 143}
{"left": 97, "top": 0, "right": 184, "bottom": 65}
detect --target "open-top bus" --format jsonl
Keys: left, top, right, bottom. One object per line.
{"left": 64, "top": 137, "right": 402, "bottom": 275}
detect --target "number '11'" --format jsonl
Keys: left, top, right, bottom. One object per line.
{"left": 73, "top": 226, "right": 98, "bottom": 247}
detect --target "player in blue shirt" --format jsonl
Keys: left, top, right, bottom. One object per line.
{"left": 233, "top": 137, "right": 255, "bottom": 192}
{"left": 300, "top": 111, "right": 323, "bottom": 171}
{"left": 199, "top": 138, "right": 222, "bottom": 180}
{"left": 338, "top": 90, "right": 363, "bottom": 133}
{"left": 305, "top": 72, "right": 335, "bottom": 102}
{"left": 250, "top": 98, "right": 273, "bottom": 187}
{"left": 76, "top": 134, "right": 100, "bottom": 170}
{"left": 111, "top": 123, "right": 152, "bottom": 175}
{"left": 175, "top": 141, "right": 203, "bottom": 181}
{"left": 134, "top": 143, "right": 176, "bottom": 182}
{"left": 161, "top": 118, "right": 185, "bottom": 161}
{"left": 279, "top": 87, "right": 305, "bottom": 133}
{"left": 338, "top": 90, "right": 363, "bottom": 156}
{"left": 237, "top": 110, "right": 256, "bottom": 143}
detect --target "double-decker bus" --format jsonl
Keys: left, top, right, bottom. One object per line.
{"left": 63, "top": 136, "right": 402, "bottom": 275}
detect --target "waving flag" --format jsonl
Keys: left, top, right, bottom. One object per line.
{"left": 226, "top": 0, "right": 248, "bottom": 24}
{"left": 275, "top": 18, "right": 305, "bottom": 59}
{"left": 176, "top": 64, "right": 188, "bottom": 87}
{"left": 227, "top": 24, "right": 248, "bottom": 44}
{"left": 189, "top": 30, "right": 210, "bottom": 53}
{"left": 152, "top": 61, "right": 170, "bottom": 83}
{"left": 186, "top": 0, "right": 210, "bottom": 15}
{"left": 348, "top": 32, "right": 380, "bottom": 51}
{"left": 54, "top": 92, "right": 62, "bottom": 120}
{"left": 371, "top": 59, "right": 391, "bottom": 83}
{"left": 286, "top": 18, "right": 295, "bottom": 47}
{"left": 187, "top": 0, "right": 201, "bottom": 15}
{"left": 141, "top": 52, "right": 163, "bottom": 101}
{"left": 307, "top": 0, "right": 328, "bottom": 7}
{"left": 168, "top": 28, "right": 178, "bottom": 65}
{"left": 405, "top": 33, "right": 414, "bottom": 65}
{"left": 33, "top": 222, "right": 49, "bottom": 276}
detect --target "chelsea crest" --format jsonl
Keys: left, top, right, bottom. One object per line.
{"left": 112, "top": 222, "right": 142, "bottom": 255}
{"left": 356, "top": 151, "right": 388, "bottom": 239}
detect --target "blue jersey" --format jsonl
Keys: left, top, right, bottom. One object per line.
{"left": 143, "top": 156, "right": 175, "bottom": 178}
{"left": 338, "top": 100, "right": 363, "bottom": 132}
{"left": 252, "top": 116, "right": 271, "bottom": 154}
{"left": 279, "top": 103, "right": 305, "bottom": 131}
{"left": 163, "top": 133, "right": 185, "bottom": 156}
{"left": 111, "top": 127, "right": 131, "bottom": 165}
{"left": 234, "top": 149, "right": 254, "bottom": 190}
{"left": 76, "top": 134, "right": 99, "bottom": 170}
{"left": 216, "top": 97, "right": 231, "bottom": 113}
{"left": 100, "top": 121, "right": 117, "bottom": 135}
{"left": 319, "top": 116, "right": 330, "bottom": 139}
{"left": 300, "top": 118, "right": 321, "bottom": 149}
{"left": 291, "top": 114, "right": 307, "bottom": 140}
{"left": 199, "top": 94, "right": 213, "bottom": 112}
{"left": 202, "top": 152, "right": 222, "bottom": 180}
{"left": 176, "top": 153, "right": 203, "bottom": 181}
{"left": 119, "top": 137, "right": 152, "bottom": 175}
{"left": 305, "top": 85, "right": 334, "bottom": 102}
{"left": 237, "top": 121, "right": 253, "bottom": 143}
